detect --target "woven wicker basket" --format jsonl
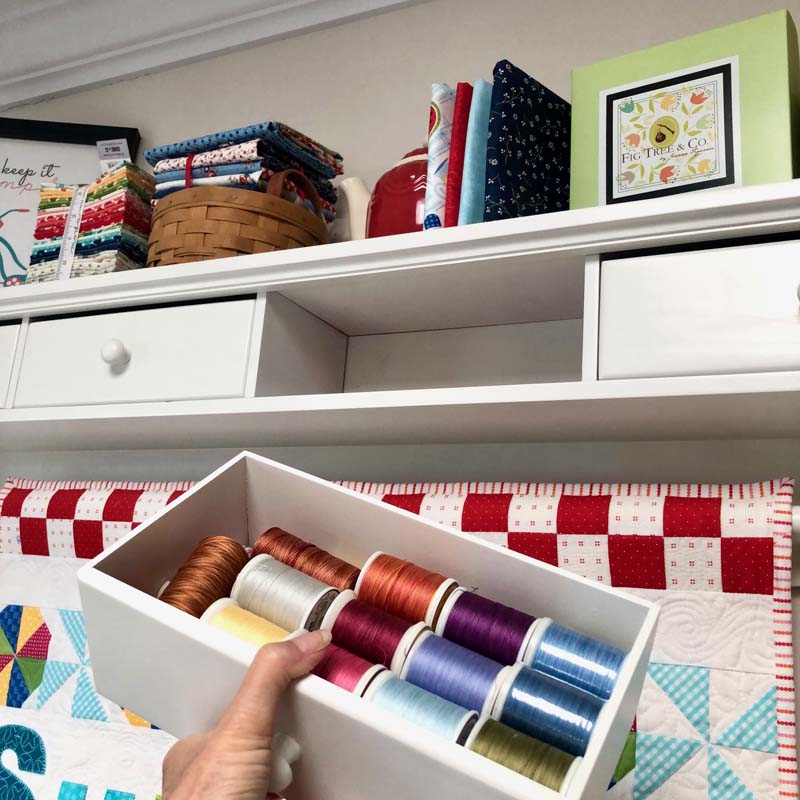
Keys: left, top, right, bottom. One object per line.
{"left": 147, "top": 169, "right": 329, "bottom": 267}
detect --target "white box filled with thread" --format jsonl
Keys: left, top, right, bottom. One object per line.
{"left": 78, "top": 452, "right": 658, "bottom": 800}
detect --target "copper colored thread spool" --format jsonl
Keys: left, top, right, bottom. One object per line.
{"left": 358, "top": 553, "right": 450, "bottom": 624}
{"left": 160, "top": 535, "right": 249, "bottom": 617}
{"left": 253, "top": 527, "right": 360, "bottom": 591}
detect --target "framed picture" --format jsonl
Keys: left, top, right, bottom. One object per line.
{"left": 0, "top": 117, "right": 140, "bottom": 286}
{"left": 598, "top": 57, "right": 741, "bottom": 205}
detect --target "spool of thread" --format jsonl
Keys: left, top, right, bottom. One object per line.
{"left": 253, "top": 527, "right": 360, "bottom": 591}
{"left": 160, "top": 536, "right": 249, "bottom": 617}
{"left": 312, "top": 643, "right": 386, "bottom": 697}
{"left": 401, "top": 630, "right": 504, "bottom": 714}
{"left": 202, "top": 598, "right": 290, "bottom": 647}
{"left": 365, "top": 671, "right": 477, "bottom": 744}
{"left": 466, "top": 718, "right": 581, "bottom": 793}
{"left": 524, "top": 618, "right": 625, "bottom": 701}
{"left": 322, "top": 590, "right": 428, "bottom": 673}
{"left": 356, "top": 552, "right": 458, "bottom": 627}
{"left": 491, "top": 663, "right": 604, "bottom": 757}
{"left": 436, "top": 588, "right": 538, "bottom": 666}
{"left": 232, "top": 554, "right": 338, "bottom": 631}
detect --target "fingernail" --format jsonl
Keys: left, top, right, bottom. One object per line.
{"left": 293, "top": 629, "right": 331, "bottom": 655}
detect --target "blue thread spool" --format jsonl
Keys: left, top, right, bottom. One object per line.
{"left": 524, "top": 618, "right": 625, "bottom": 700}
{"left": 401, "top": 630, "right": 504, "bottom": 714}
{"left": 491, "top": 663, "right": 604, "bottom": 757}
{"left": 365, "top": 671, "right": 478, "bottom": 744}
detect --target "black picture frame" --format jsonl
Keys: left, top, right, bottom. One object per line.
{"left": 0, "top": 116, "right": 140, "bottom": 158}
{"left": 604, "top": 63, "right": 735, "bottom": 205}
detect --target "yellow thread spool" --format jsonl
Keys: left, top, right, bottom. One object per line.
{"left": 202, "top": 598, "right": 290, "bottom": 647}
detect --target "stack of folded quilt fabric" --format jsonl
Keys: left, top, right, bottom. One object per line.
{"left": 144, "top": 122, "right": 342, "bottom": 228}
{"left": 27, "top": 163, "right": 155, "bottom": 283}
{"left": 423, "top": 59, "right": 571, "bottom": 229}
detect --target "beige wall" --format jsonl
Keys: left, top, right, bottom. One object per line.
{"left": 9, "top": 0, "right": 800, "bottom": 187}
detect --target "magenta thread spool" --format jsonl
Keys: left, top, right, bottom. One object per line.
{"left": 435, "top": 588, "right": 538, "bottom": 665}
{"left": 320, "top": 590, "right": 428, "bottom": 674}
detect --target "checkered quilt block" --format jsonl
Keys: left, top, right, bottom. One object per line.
{"left": 370, "top": 480, "right": 791, "bottom": 594}
{"left": 0, "top": 478, "right": 193, "bottom": 558}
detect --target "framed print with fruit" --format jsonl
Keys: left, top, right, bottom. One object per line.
{"left": 600, "top": 58, "right": 740, "bottom": 204}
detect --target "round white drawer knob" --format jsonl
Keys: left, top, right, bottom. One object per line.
{"left": 101, "top": 339, "right": 130, "bottom": 367}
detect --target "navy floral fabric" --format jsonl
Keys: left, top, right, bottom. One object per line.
{"left": 484, "top": 60, "right": 571, "bottom": 220}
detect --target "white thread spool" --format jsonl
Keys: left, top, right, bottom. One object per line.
{"left": 232, "top": 554, "right": 338, "bottom": 631}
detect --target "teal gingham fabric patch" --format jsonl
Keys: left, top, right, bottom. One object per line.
{"left": 634, "top": 733, "right": 703, "bottom": 799}
{"left": 648, "top": 664, "right": 710, "bottom": 739}
{"left": 708, "top": 749, "right": 754, "bottom": 800}
{"left": 715, "top": 686, "right": 778, "bottom": 754}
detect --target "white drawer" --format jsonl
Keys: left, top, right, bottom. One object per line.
{"left": 0, "top": 322, "right": 20, "bottom": 407}
{"left": 599, "top": 241, "right": 800, "bottom": 379}
{"left": 15, "top": 298, "right": 256, "bottom": 407}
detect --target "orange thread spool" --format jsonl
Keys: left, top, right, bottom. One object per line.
{"left": 253, "top": 527, "right": 360, "bottom": 591}
{"left": 358, "top": 553, "right": 450, "bottom": 623}
{"left": 160, "top": 535, "right": 249, "bottom": 617}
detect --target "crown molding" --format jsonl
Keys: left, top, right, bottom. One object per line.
{"left": 0, "top": 0, "right": 421, "bottom": 110}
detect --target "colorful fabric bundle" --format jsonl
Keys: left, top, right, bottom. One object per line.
{"left": 458, "top": 79, "right": 493, "bottom": 225}
{"left": 423, "top": 83, "right": 456, "bottom": 229}
{"left": 144, "top": 121, "right": 342, "bottom": 179}
{"left": 152, "top": 168, "right": 264, "bottom": 198}
{"left": 422, "top": 60, "right": 570, "bottom": 229}
{"left": 154, "top": 160, "right": 262, "bottom": 183}
{"left": 484, "top": 60, "right": 571, "bottom": 220}
{"left": 444, "top": 82, "right": 474, "bottom": 226}
{"left": 27, "top": 163, "right": 154, "bottom": 283}
{"left": 145, "top": 123, "right": 342, "bottom": 226}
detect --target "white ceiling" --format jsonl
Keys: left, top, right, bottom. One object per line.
{"left": 0, "top": 0, "right": 421, "bottom": 110}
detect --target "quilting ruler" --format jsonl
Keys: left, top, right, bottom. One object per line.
{"left": 55, "top": 184, "right": 88, "bottom": 281}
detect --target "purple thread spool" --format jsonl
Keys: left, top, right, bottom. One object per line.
{"left": 437, "top": 589, "right": 537, "bottom": 665}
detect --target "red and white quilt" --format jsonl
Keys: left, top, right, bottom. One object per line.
{"left": 0, "top": 475, "right": 794, "bottom": 800}
{"left": 0, "top": 478, "right": 191, "bottom": 800}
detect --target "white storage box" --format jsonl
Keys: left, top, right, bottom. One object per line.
{"left": 78, "top": 452, "right": 658, "bottom": 800}
{"left": 598, "top": 240, "right": 800, "bottom": 380}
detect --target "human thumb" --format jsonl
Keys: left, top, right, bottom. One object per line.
{"left": 217, "top": 630, "right": 331, "bottom": 741}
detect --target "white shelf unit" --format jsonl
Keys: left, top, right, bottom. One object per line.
{"left": 3, "top": 179, "right": 800, "bottom": 451}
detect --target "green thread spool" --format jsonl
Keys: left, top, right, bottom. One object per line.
{"left": 467, "top": 718, "right": 581, "bottom": 792}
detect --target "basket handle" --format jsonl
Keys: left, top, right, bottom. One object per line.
{"left": 266, "top": 169, "right": 325, "bottom": 222}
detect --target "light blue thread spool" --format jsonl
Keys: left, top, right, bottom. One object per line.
{"left": 525, "top": 619, "right": 625, "bottom": 700}
{"left": 366, "top": 672, "right": 477, "bottom": 744}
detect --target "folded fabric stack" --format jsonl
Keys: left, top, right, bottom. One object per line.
{"left": 27, "top": 163, "right": 155, "bottom": 283}
{"left": 144, "top": 122, "right": 343, "bottom": 226}
{"left": 423, "top": 59, "right": 571, "bottom": 229}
